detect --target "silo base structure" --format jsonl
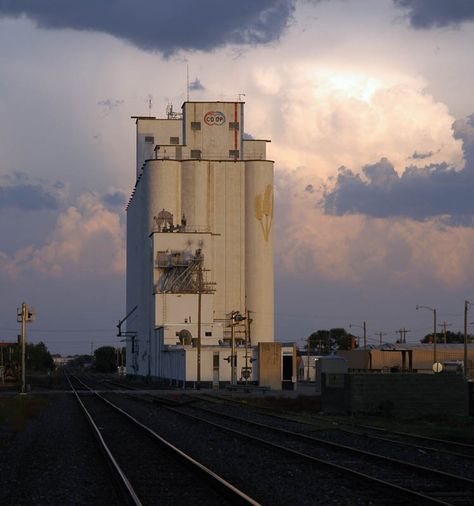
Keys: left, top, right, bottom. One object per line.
{"left": 123, "top": 101, "right": 289, "bottom": 390}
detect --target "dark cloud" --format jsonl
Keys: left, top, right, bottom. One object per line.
{"left": 0, "top": 0, "right": 296, "bottom": 55}
{"left": 393, "top": 0, "right": 474, "bottom": 29}
{"left": 189, "top": 78, "right": 204, "bottom": 91}
{"left": 0, "top": 184, "right": 58, "bottom": 211}
{"left": 102, "top": 190, "right": 127, "bottom": 208}
{"left": 323, "top": 116, "right": 474, "bottom": 224}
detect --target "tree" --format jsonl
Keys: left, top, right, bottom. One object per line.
{"left": 26, "top": 342, "right": 54, "bottom": 372}
{"left": 94, "top": 346, "right": 117, "bottom": 373}
{"left": 330, "top": 328, "right": 355, "bottom": 350}
{"left": 305, "top": 328, "right": 356, "bottom": 353}
{"left": 421, "top": 331, "right": 472, "bottom": 344}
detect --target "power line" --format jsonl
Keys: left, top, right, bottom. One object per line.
{"left": 0, "top": 327, "right": 113, "bottom": 333}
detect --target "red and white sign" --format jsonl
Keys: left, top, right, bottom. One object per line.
{"left": 204, "top": 111, "right": 226, "bottom": 126}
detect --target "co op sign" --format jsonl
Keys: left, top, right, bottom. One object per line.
{"left": 204, "top": 111, "right": 226, "bottom": 126}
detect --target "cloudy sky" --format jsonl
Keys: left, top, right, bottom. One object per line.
{"left": 1, "top": 0, "right": 474, "bottom": 354}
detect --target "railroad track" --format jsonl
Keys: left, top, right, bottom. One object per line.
{"left": 157, "top": 398, "right": 474, "bottom": 505}
{"left": 194, "top": 393, "right": 474, "bottom": 460}
{"left": 65, "top": 374, "right": 260, "bottom": 506}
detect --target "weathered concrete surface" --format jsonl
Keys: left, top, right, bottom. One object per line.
{"left": 322, "top": 373, "right": 469, "bottom": 417}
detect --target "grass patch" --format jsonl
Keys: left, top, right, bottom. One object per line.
{"left": 0, "top": 396, "right": 50, "bottom": 446}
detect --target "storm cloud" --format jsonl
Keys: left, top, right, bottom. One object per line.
{"left": 0, "top": 183, "right": 59, "bottom": 211}
{"left": 323, "top": 115, "right": 474, "bottom": 224}
{"left": 393, "top": 0, "right": 474, "bottom": 28}
{"left": 0, "top": 0, "right": 296, "bottom": 55}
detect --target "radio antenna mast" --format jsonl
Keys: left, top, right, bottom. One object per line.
{"left": 186, "top": 64, "right": 189, "bottom": 102}
{"left": 147, "top": 95, "right": 153, "bottom": 116}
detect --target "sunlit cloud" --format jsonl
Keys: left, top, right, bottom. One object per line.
{"left": 0, "top": 193, "right": 125, "bottom": 279}
{"left": 246, "top": 64, "right": 463, "bottom": 178}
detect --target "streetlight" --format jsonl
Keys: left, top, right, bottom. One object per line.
{"left": 464, "top": 301, "right": 473, "bottom": 379}
{"left": 350, "top": 321, "right": 367, "bottom": 351}
{"left": 416, "top": 305, "right": 437, "bottom": 367}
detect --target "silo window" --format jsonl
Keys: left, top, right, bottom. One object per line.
{"left": 190, "top": 149, "right": 202, "bottom": 159}
{"left": 205, "top": 331, "right": 212, "bottom": 336}
{"left": 229, "top": 150, "right": 239, "bottom": 159}
{"left": 191, "top": 121, "right": 201, "bottom": 131}
{"left": 170, "top": 136, "right": 179, "bottom": 144}
{"left": 229, "top": 122, "right": 239, "bottom": 130}
{"left": 144, "top": 136, "right": 154, "bottom": 143}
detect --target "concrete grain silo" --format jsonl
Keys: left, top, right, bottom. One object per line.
{"left": 124, "top": 101, "right": 281, "bottom": 387}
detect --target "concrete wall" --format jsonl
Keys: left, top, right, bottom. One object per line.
{"left": 243, "top": 140, "right": 268, "bottom": 160}
{"left": 259, "top": 342, "right": 281, "bottom": 389}
{"left": 245, "top": 161, "right": 274, "bottom": 344}
{"left": 158, "top": 346, "right": 256, "bottom": 384}
{"left": 322, "top": 373, "right": 469, "bottom": 417}
{"left": 182, "top": 102, "right": 243, "bottom": 159}
{"left": 136, "top": 118, "right": 182, "bottom": 176}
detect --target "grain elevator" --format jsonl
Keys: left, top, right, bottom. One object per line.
{"left": 124, "top": 101, "right": 276, "bottom": 387}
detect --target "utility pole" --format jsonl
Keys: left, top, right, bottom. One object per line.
{"left": 307, "top": 335, "right": 311, "bottom": 381}
{"left": 244, "top": 309, "right": 253, "bottom": 385}
{"left": 416, "top": 305, "right": 437, "bottom": 367}
{"left": 375, "top": 331, "right": 387, "bottom": 345}
{"left": 397, "top": 328, "right": 411, "bottom": 344}
{"left": 350, "top": 322, "right": 367, "bottom": 351}
{"left": 438, "top": 321, "right": 451, "bottom": 345}
{"left": 196, "top": 251, "right": 203, "bottom": 389}
{"left": 464, "top": 301, "right": 471, "bottom": 379}
{"left": 16, "top": 302, "right": 35, "bottom": 394}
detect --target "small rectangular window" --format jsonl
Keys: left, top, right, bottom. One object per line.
{"left": 144, "top": 136, "right": 154, "bottom": 143}
{"left": 229, "top": 122, "right": 239, "bottom": 130}
{"left": 190, "top": 149, "right": 202, "bottom": 159}
{"left": 191, "top": 122, "right": 201, "bottom": 131}
{"left": 229, "top": 150, "right": 239, "bottom": 159}
{"left": 170, "top": 136, "right": 179, "bottom": 144}
{"left": 213, "top": 353, "right": 219, "bottom": 368}
{"left": 205, "top": 331, "right": 212, "bottom": 336}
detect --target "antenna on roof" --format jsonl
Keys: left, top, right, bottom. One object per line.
{"left": 147, "top": 94, "right": 153, "bottom": 116}
{"left": 186, "top": 64, "right": 190, "bottom": 102}
{"left": 238, "top": 93, "right": 246, "bottom": 102}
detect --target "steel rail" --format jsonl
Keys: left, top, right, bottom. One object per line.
{"left": 195, "top": 393, "right": 474, "bottom": 460}
{"left": 66, "top": 374, "right": 142, "bottom": 506}
{"left": 70, "top": 374, "right": 260, "bottom": 506}
{"left": 181, "top": 403, "right": 474, "bottom": 484}
{"left": 359, "top": 424, "right": 474, "bottom": 451}
{"left": 162, "top": 403, "right": 469, "bottom": 506}
{"left": 201, "top": 394, "right": 474, "bottom": 461}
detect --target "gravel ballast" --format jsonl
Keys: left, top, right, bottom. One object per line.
{"left": 0, "top": 394, "right": 121, "bottom": 505}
